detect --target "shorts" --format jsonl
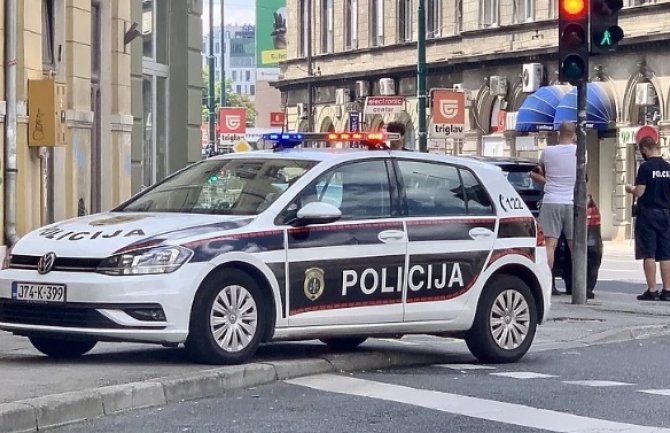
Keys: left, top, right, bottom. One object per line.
{"left": 635, "top": 208, "right": 670, "bottom": 261}
{"left": 538, "top": 203, "right": 574, "bottom": 240}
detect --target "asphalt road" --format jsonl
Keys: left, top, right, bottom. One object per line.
{"left": 52, "top": 336, "right": 670, "bottom": 433}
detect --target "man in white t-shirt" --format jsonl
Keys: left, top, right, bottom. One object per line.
{"left": 529, "top": 121, "right": 577, "bottom": 291}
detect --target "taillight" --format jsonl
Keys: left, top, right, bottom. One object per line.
{"left": 587, "top": 204, "right": 601, "bottom": 227}
{"left": 536, "top": 223, "right": 546, "bottom": 246}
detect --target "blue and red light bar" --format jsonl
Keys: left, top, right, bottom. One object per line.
{"left": 260, "top": 132, "right": 400, "bottom": 150}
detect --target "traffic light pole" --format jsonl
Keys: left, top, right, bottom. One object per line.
{"left": 572, "top": 82, "right": 588, "bottom": 304}
{"left": 417, "top": 0, "right": 428, "bottom": 153}
{"left": 208, "top": 0, "right": 216, "bottom": 151}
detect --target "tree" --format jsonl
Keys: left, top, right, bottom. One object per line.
{"left": 202, "top": 68, "right": 256, "bottom": 126}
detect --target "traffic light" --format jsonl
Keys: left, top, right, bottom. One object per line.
{"left": 558, "top": 0, "right": 589, "bottom": 84}
{"left": 590, "top": 0, "right": 624, "bottom": 54}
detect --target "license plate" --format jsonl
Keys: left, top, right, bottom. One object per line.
{"left": 11, "top": 282, "right": 67, "bottom": 303}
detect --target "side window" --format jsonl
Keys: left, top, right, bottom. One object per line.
{"left": 295, "top": 160, "right": 391, "bottom": 220}
{"left": 397, "top": 161, "right": 467, "bottom": 217}
{"left": 459, "top": 169, "right": 494, "bottom": 215}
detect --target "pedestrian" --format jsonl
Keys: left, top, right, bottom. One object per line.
{"left": 385, "top": 121, "right": 411, "bottom": 151}
{"left": 624, "top": 135, "right": 670, "bottom": 301}
{"left": 529, "top": 121, "right": 579, "bottom": 296}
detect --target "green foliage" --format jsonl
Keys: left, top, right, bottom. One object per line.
{"left": 202, "top": 68, "right": 256, "bottom": 126}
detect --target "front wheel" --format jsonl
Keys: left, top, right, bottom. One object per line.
{"left": 320, "top": 337, "right": 367, "bottom": 351}
{"left": 186, "top": 269, "right": 267, "bottom": 365}
{"left": 28, "top": 335, "right": 97, "bottom": 359}
{"left": 465, "top": 275, "right": 537, "bottom": 363}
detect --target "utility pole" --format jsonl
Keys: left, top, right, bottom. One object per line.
{"left": 417, "top": 0, "right": 427, "bottom": 152}
{"left": 306, "top": 0, "right": 314, "bottom": 132}
{"left": 572, "top": 83, "right": 588, "bottom": 304}
{"left": 220, "top": 0, "right": 226, "bottom": 107}
{"left": 208, "top": 0, "right": 216, "bottom": 152}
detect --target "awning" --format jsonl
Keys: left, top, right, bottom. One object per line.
{"left": 515, "top": 85, "right": 570, "bottom": 132}
{"left": 553, "top": 83, "right": 614, "bottom": 131}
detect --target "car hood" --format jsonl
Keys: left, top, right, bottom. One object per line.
{"left": 11, "top": 212, "right": 254, "bottom": 258}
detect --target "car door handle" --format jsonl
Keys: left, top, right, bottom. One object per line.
{"left": 378, "top": 230, "right": 406, "bottom": 243}
{"left": 469, "top": 227, "right": 494, "bottom": 239}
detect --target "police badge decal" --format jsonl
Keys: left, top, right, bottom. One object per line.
{"left": 304, "top": 268, "right": 325, "bottom": 301}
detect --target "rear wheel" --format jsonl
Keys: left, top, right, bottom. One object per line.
{"left": 465, "top": 275, "right": 537, "bottom": 363}
{"left": 320, "top": 337, "right": 367, "bottom": 351}
{"left": 186, "top": 269, "right": 267, "bottom": 365}
{"left": 28, "top": 335, "right": 97, "bottom": 359}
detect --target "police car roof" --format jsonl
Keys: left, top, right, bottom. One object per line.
{"left": 207, "top": 149, "right": 501, "bottom": 172}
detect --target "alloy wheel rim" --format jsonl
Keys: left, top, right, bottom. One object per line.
{"left": 490, "top": 289, "right": 530, "bottom": 350}
{"left": 209, "top": 284, "right": 258, "bottom": 353}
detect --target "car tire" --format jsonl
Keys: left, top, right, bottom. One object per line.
{"left": 465, "top": 274, "right": 537, "bottom": 364}
{"left": 186, "top": 269, "right": 267, "bottom": 365}
{"left": 28, "top": 335, "right": 97, "bottom": 359}
{"left": 319, "top": 337, "right": 367, "bottom": 351}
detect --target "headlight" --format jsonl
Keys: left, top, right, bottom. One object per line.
{"left": 97, "top": 246, "right": 193, "bottom": 276}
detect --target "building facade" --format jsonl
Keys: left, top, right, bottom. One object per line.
{"left": 202, "top": 24, "right": 257, "bottom": 100}
{"left": 130, "top": 0, "right": 203, "bottom": 194}
{"left": 0, "top": 0, "right": 134, "bottom": 256}
{"left": 275, "top": 0, "right": 670, "bottom": 242}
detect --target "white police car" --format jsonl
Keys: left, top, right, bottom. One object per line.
{"left": 0, "top": 132, "right": 551, "bottom": 364}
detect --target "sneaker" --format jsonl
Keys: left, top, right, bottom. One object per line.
{"left": 660, "top": 290, "right": 670, "bottom": 301}
{"left": 637, "top": 290, "right": 660, "bottom": 301}
{"left": 587, "top": 292, "right": 595, "bottom": 300}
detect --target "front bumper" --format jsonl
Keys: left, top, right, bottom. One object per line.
{"left": 0, "top": 262, "right": 214, "bottom": 344}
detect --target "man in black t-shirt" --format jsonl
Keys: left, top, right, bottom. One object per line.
{"left": 625, "top": 136, "right": 670, "bottom": 301}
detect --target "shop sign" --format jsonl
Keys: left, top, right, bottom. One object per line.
{"left": 363, "top": 96, "right": 405, "bottom": 115}
{"left": 430, "top": 90, "right": 466, "bottom": 139}
{"left": 618, "top": 127, "right": 640, "bottom": 145}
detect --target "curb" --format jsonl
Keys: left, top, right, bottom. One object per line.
{"left": 0, "top": 350, "right": 447, "bottom": 433}
{"left": 3, "top": 323, "right": 670, "bottom": 433}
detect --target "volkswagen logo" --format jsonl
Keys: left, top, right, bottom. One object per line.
{"left": 37, "top": 252, "right": 57, "bottom": 274}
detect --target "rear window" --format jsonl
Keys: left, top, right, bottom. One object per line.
{"left": 503, "top": 167, "right": 543, "bottom": 191}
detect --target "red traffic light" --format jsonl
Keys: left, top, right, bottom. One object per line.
{"left": 561, "top": 0, "right": 586, "bottom": 16}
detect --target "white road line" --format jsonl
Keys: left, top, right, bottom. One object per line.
{"left": 563, "top": 380, "right": 632, "bottom": 387}
{"left": 489, "top": 372, "right": 557, "bottom": 379}
{"left": 435, "top": 364, "right": 496, "bottom": 371}
{"left": 287, "top": 374, "right": 670, "bottom": 433}
{"left": 639, "top": 390, "right": 670, "bottom": 396}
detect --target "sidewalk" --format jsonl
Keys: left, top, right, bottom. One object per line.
{"left": 1, "top": 290, "right": 669, "bottom": 433}
{"left": 603, "top": 239, "right": 635, "bottom": 257}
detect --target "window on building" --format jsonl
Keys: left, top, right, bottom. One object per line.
{"left": 236, "top": 85, "right": 242, "bottom": 94}
{"left": 215, "top": 42, "right": 220, "bottom": 54}
{"left": 369, "top": 0, "right": 384, "bottom": 46}
{"left": 427, "top": 0, "right": 442, "bottom": 38}
{"left": 299, "top": 0, "right": 309, "bottom": 56}
{"left": 481, "top": 0, "right": 499, "bottom": 27}
{"left": 91, "top": 2, "right": 101, "bottom": 79}
{"left": 321, "top": 0, "right": 334, "bottom": 53}
{"left": 233, "top": 70, "right": 238, "bottom": 81}
{"left": 514, "top": 0, "right": 534, "bottom": 22}
{"left": 344, "top": 0, "right": 358, "bottom": 50}
{"left": 42, "top": 0, "right": 55, "bottom": 69}
{"left": 456, "top": 0, "right": 463, "bottom": 33}
{"left": 397, "top": 0, "right": 412, "bottom": 43}
{"left": 246, "top": 70, "right": 251, "bottom": 81}
{"left": 548, "top": 0, "right": 556, "bottom": 18}
{"left": 250, "top": 85, "right": 256, "bottom": 96}
{"left": 143, "top": 0, "right": 168, "bottom": 63}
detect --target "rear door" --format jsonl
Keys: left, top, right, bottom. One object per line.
{"left": 397, "top": 159, "right": 496, "bottom": 322}
{"left": 281, "top": 159, "right": 407, "bottom": 327}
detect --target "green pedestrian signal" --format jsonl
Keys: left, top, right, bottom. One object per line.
{"left": 590, "top": 0, "right": 624, "bottom": 54}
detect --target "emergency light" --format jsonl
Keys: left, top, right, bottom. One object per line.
{"left": 260, "top": 132, "right": 400, "bottom": 151}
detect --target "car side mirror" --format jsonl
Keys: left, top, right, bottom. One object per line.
{"left": 294, "top": 202, "right": 342, "bottom": 226}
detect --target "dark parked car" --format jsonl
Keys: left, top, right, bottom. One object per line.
{"left": 472, "top": 157, "right": 603, "bottom": 297}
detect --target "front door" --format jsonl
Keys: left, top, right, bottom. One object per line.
{"left": 283, "top": 159, "right": 406, "bottom": 327}
{"left": 396, "top": 160, "right": 496, "bottom": 322}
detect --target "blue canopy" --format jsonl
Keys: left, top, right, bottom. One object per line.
{"left": 553, "top": 83, "right": 614, "bottom": 131}
{"left": 516, "top": 86, "right": 570, "bottom": 132}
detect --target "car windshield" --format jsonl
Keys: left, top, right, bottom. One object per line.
{"left": 503, "top": 168, "right": 543, "bottom": 191}
{"left": 116, "top": 157, "right": 318, "bottom": 215}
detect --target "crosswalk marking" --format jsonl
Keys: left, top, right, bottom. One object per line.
{"left": 435, "top": 364, "right": 496, "bottom": 371}
{"left": 563, "top": 380, "right": 632, "bottom": 387}
{"left": 639, "top": 390, "right": 670, "bottom": 396}
{"left": 287, "top": 374, "right": 670, "bottom": 433}
{"left": 489, "top": 371, "right": 557, "bottom": 379}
